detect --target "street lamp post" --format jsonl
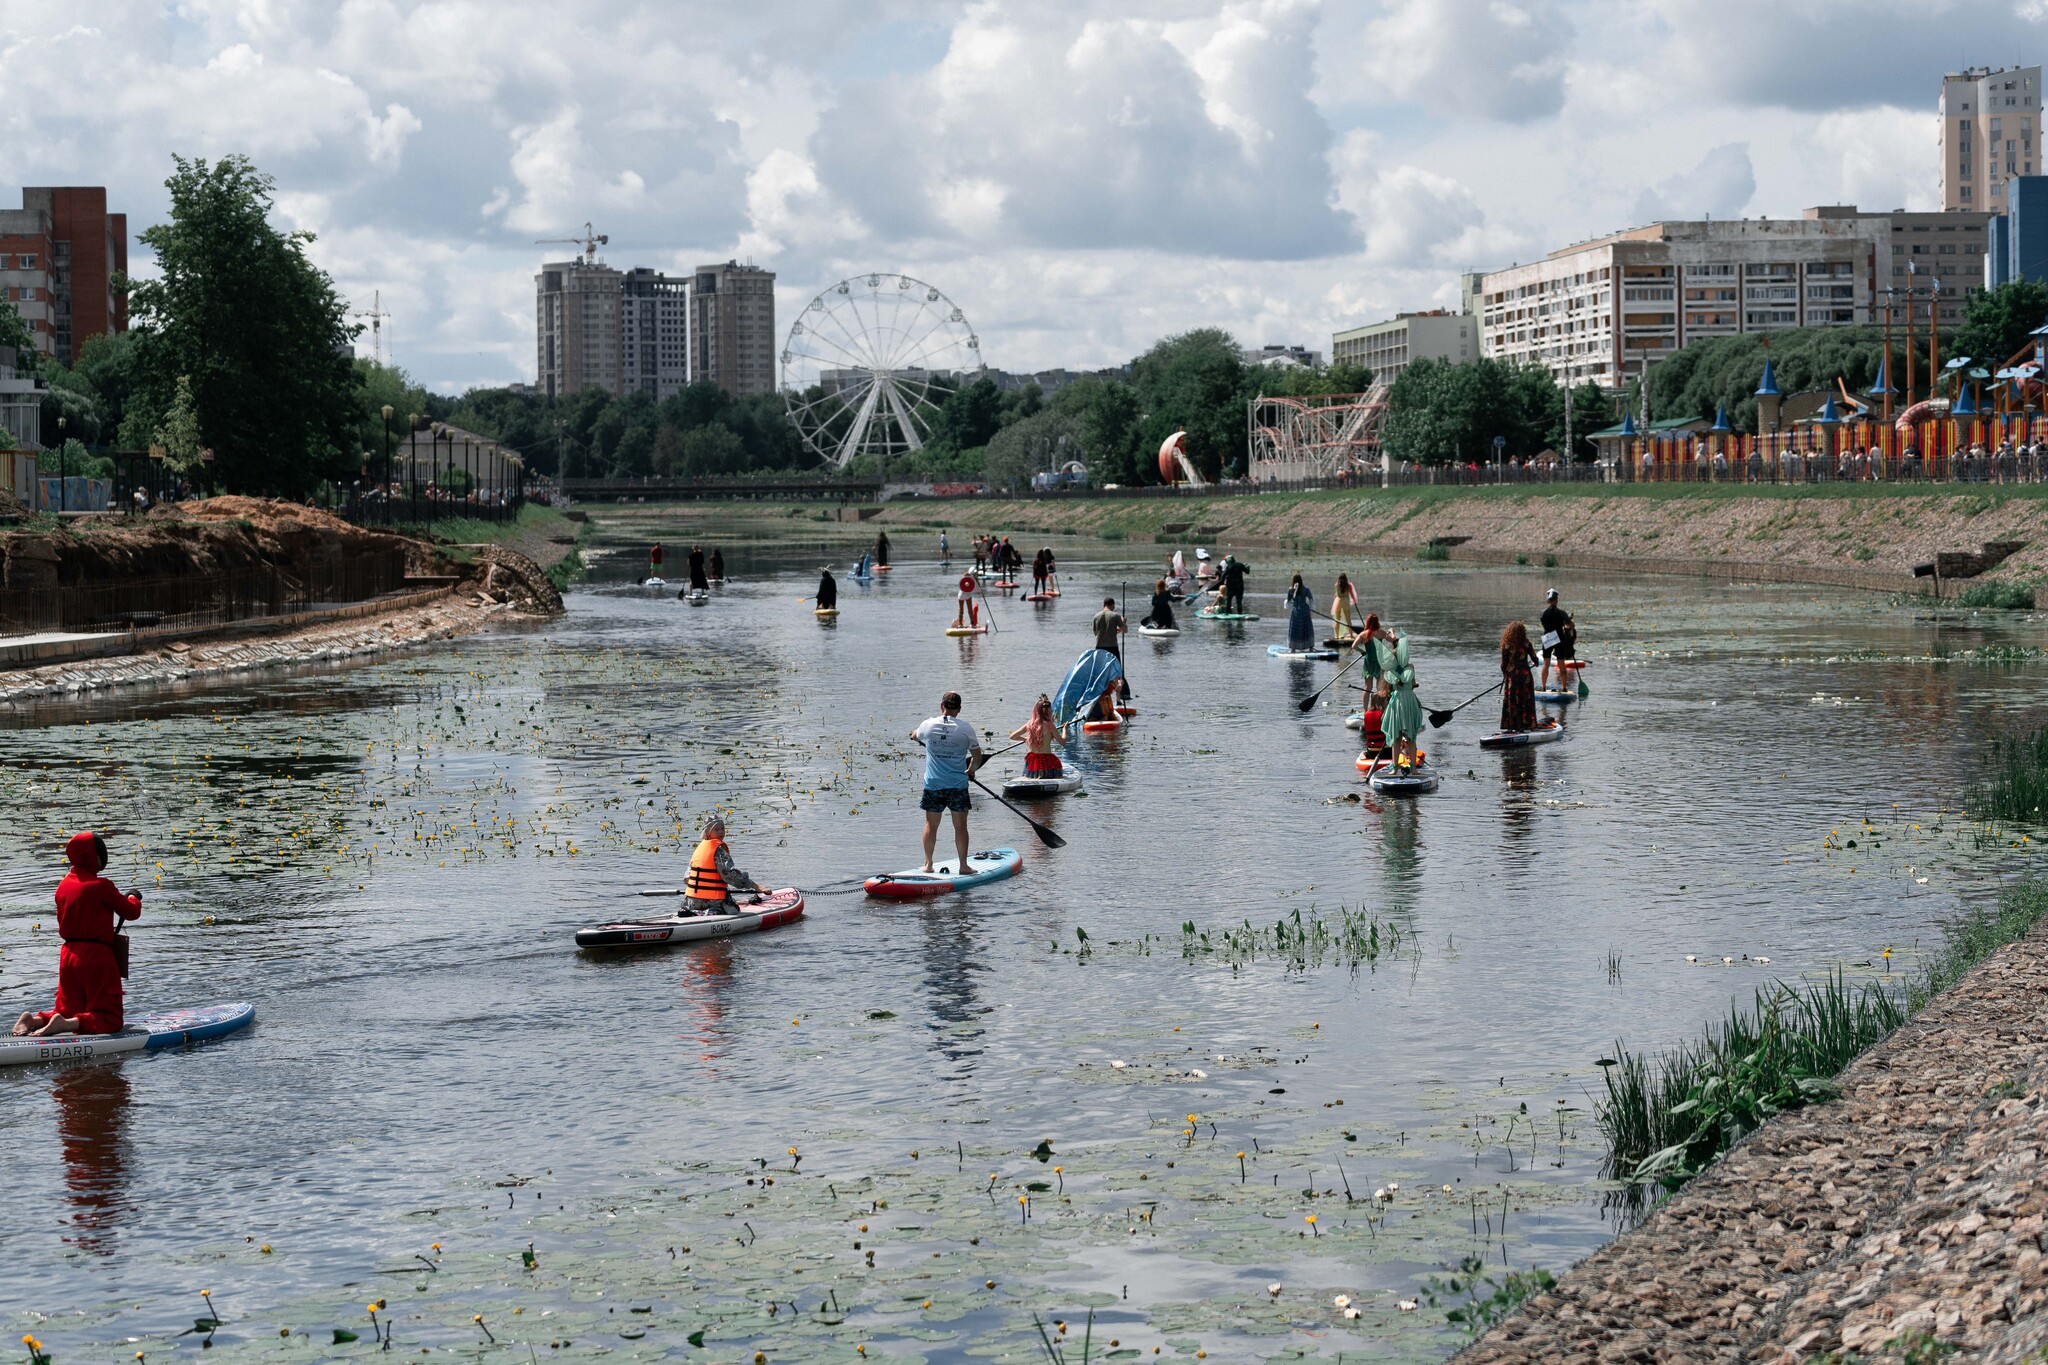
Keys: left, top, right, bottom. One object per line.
{"left": 56, "top": 415, "right": 67, "bottom": 513}
{"left": 380, "top": 404, "right": 394, "bottom": 519}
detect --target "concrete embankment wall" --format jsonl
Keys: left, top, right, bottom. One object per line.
{"left": 1455, "top": 922, "right": 2048, "bottom": 1362}
{"left": 875, "top": 488, "right": 2048, "bottom": 596}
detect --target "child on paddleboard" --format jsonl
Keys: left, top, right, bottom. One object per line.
{"left": 11, "top": 832, "right": 141, "bottom": 1039}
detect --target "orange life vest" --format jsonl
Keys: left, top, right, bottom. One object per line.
{"left": 686, "top": 838, "right": 729, "bottom": 900}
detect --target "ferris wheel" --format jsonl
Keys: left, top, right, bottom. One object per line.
{"left": 782, "top": 273, "right": 984, "bottom": 468}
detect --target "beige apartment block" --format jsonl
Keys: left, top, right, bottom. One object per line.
{"left": 692, "top": 261, "right": 777, "bottom": 397}
{"left": 1330, "top": 310, "right": 1477, "bottom": 383}
{"left": 1480, "top": 207, "right": 1989, "bottom": 388}
{"left": 1941, "top": 66, "right": 2040, "bottom": 213}
{"left": 536, "top": 259, "right": 623, "bottom": 399}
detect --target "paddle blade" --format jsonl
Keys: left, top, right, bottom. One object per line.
{"left": 1297, "top": 693, "right": 1322, "bottom": 712}
{"left": 1578, "top": 677, "right": 1591, "bottom": 699}
{"left": 1029, "top": 820, "right": 1068, "bottom": 849}
{"left": 1427, "top": 709, "right": 1453, "bottom": 728}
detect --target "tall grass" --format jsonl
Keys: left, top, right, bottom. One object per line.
{"left": 1599, "top": 881, "right": 2048, "bottom": 1192}
{"left": 1952, "top": 580, "right": 2035, "bottom": 610}
{"left": 1967, "top": 726, "right": 2048, "bottom": 823}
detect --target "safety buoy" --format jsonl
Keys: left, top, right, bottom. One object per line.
{"left": 959, "top": 573, "right": 978, "bottom": 594}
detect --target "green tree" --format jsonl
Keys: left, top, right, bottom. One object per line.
{"left": 124, "top": 154, "right": 363, "bottom": 496}
{"left": 1951, "top": 278, "right": 2048, "bottom": 371}
{"left": 46, "top": 332, "right": 134, "bottom": 444}
{"left": 1129, "top": 329, "right": 1247, "bottom": 480}
{"left": 983, "top": 408, "right": 1083, "bottom": 493}
{"left": 355, "top": 360, "right": 432, "bottom": 474}
{"left": 1052, "top": 377, "right": 1146, "bottom": 485}
{"left": 1382, "top": 357, "right": 1560, "bottom": 466}
{"left": 152, "top": 373, "right": 206, "bottom": 477}
{"left": 0, "top": 298, "right": 38, "bottom": 370}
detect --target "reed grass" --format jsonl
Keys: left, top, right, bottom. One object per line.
{"left": 1598, "top": 880, "right": 2048, "bottom": 1192}
{"left": 1967, "top": 726, "right": 2048, "bottom": 823}
{"left": 1179, "top": 905, "right": 1406, "bottom": 971}
{"left": 1951, "top": 580, "right": 2036, "bottom": 610}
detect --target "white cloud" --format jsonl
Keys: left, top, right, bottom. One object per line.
{"left": 1633, "top": 143, "right": 1756, "bottom": 222}
{"left": 1354, "top": 0, "right": 1574, "bottom": 122}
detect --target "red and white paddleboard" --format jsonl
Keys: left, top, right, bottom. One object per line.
{"left": 865, "top": 849, "right": 1023, "bottom": 900}
{"left": 575, "top": 889, "right": 805, "bottom": 948}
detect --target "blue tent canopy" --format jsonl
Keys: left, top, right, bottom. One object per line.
{"left": 1052, "top": 649, "right": 1124, "bottom": 727}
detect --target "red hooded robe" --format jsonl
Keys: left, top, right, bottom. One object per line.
{"left": 31, "top": 832, "right": 141, "bottom": 1035}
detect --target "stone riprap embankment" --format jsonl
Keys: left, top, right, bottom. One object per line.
{"left": 876, "top": 489, "right": 2048, "bottom": 595}
{"left": 1457, "top": 925, "right": 2048, "bottom": 1363}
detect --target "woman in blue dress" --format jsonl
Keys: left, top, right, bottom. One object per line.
{"left": 1285, "top": 573, "right": 1315, "bottom": 651}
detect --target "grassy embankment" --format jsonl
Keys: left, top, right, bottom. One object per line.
{"left": 1597, "top": 727, "right": 2048, "bottom": 1195}
{"left": 401, "top": 503, "right": 589, "bottom": 591}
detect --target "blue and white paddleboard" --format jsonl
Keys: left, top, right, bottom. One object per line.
{"left": 0, "top": 1001, "right": 255, "bottom": 1067}
{"left": 1268, "top": 644, "right": 1339, "bottom": 661}
{"left": 865, "top": 848, "right": 1024, "bottom": 900}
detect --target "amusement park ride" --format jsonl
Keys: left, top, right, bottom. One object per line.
{"left": 1246, "top": 380, "right": 1392, "bottom": 483}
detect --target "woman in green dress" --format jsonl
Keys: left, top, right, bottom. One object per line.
{"left": 1374, "top": 629, "right": 1423, "bottom": 769}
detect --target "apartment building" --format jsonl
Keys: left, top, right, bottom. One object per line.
{"left": 0, "top": 186, "right": 128, "bottom": 366}
{"left": 535, "top": 259, "right": 623, "bottom": 399}
{"left": 619, "top": 267, "right": 690, "bottom": 401}
{"left": 1479, "top": 207, "right": 1988, "bottom": 387}
{"left": 1330, "top": 310, "right": 1477, "bottom": 383}
{"left": 691, "top": 261, "right": 776, "bottom": 397}
{"left": 1941, "top": 65, "right": 2040, "bottom": 213}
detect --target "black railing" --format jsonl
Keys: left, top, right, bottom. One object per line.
{"left": 0, "top": 551, "right": 412, "bottom": 633}
{"left": 560, "top": 475, "right": 883, "bottom": 501}
{"left": 336, "top": 488, "right": 526, "bottom": 526}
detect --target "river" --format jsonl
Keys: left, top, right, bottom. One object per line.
{"left": 2, "top": 521, "right": 2041, "bottom": 1363}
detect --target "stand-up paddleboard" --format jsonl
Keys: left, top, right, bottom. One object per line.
{"left": 1322, "top": 637, "right": 1358, "bottom": 651}
{"left": 575, "top": 889, "right": 805, "bottom": 949}
{"left": 1561, "top": 659, "right": 1587, "bottom": 671}
{"left": 683, "top": 590, "right": 709, "bottom": 605}
{"left": 992, "top": 579, "right": 1019, "bottom": 590}
{"left": 0, "top": 1001, "right": 255, "bottom": 1067}
{"left": 1268, "top": 644, "right": 1339, "bottom": 661}
{"left": 1081, "top": 718, "right": 1122, "bottom": 733}
{"left": 1535, "top": 689, "right": 1577, "bottom": 705}
{"left": 1115, "top": 705, "right": 1137, "bottom": 718}
{"left": 815, "top": 607, "right": 840, "bottom": 620}
{"left": 1343, "top": 712, "right": 1363, "bottom": 729}
{"left": 1479, "top": 722, "right": 1564, "bottom": 750}
{"left": 1138, "top": 624, "right": 1180, "bottom": 637}
{"left": 865, "top": 848, "right": 1023, "bottom": 900}
{"left": 874, "top": 564, "right": 893, "bottom": 574}
{"left": 1001, "top": 769, "right": 1083, "bottom": 798}
{"left": 1025, "top": 593, "right": 1057, "bottom": 603}
{"left": 946, "top": 624, "right": 988, "bottom": 637}
{"left": 643, "top": 577, "right": 667, "bottom": 590}
{"left": 1360, "top": 757, "right": 1439, "bottom": 795}
{"left": 1197, "top": 608, "right": 1260, "bottom": 622}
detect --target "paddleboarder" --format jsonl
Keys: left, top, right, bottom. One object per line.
{"left": 954, "top": 572, "right": 981, "bottom": 629}
{"left": 688, "top": 546, "right": 710, "bottom": 592}
{"left": 1539, "top": 589, "right": 1576, "bottom": 690}
{"left": 1031, "top": 548, "right": 1051, "bottom": 596}
{"left": 874, "top": 530, "right": 891, "bottom": 569}
{"left": 972, "top": 536, "right": 989, "bottom": 573}
{"left": 1500, "top": 621, "right": 1538, "bottom": 733}
{"left": 940, "top": 530, "right": 950, "bottom": 560}
{"left": 684, "top": 817, "right": 764, "bottom": 915}
{"left": 1285, "top": 573, "right": 1315, "bottom": 651}
{"left": 1008, "top": 695, "right": 1069, "bottom": 777}
{"left": 1092, "top": 596, "right": 1127, "bottom": 656}
{"left": 911, "top": 691, "right": 987, "bottom": 874}
{"left": 816, "top": 565, "right": 838, "bottom": 611}
{"left": 709, "top": 547, "right": 725, "bottom": 583}
{"left": 1144, "top": 577, "right": 1176, "bottom": 630}
{"left": 11, "top": 833, "right": 142, "bottom": 1039}
{"left": 1330, "top": 573, "right": 1361, "bottom": 644}
{"left": 1220, "top": 554, "right": 1249, "bottom": 615}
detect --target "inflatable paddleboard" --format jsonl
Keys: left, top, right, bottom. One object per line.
{"left": 0, "top": 1001, "right": 255, "bottom": 1068}
{"left": 1197, "top": 608, "right": 1260, "bottom": 622}
{"left": 1268, "top": 644, "right": 1339, "bottom": 661}
{"left": 643, "top": 577, "right": 667, "bottom": 589}
{"left": 1001, "top": 770, "right": 1083, "bottom": 798}
{"left": 1361, "top": 759, "right": 1439, "bottom": 795}
{"left": 1115, "top": 705, "right": 1137, "bottom": 718}
{"left": 1138, "top": 625, "right": 1180, "bottom": 637}
{"left": 575, "top": 889, "right": 805, "bottom": 949}
{"left": 1479, "top": 723, "right": 1564, "bottom": 750}
{"left": 1535, "top": 689, "right": 1577, "bottom": 705}
{"left": 815, "top": 607, "right": 840, "bottom": 620}
{"left": 992, "top": 579, "right": 1019, "bottom": 590}
{"left": 1025, "top": 593, "right": 1057, "bottom": 603}
{"left": 1081, "top": 719, "right": 1122, "bottom": 733}
{"left": 1344, "top": 712, "right": 1363, "bottom": 730}
{"left": 946, "top": 625, "right": 988, "bottom": 637}
{"left": 874, "top": 565, "right": 893, "bottom": 574}
{"left": 866, "top": 848, "right": 1023, "bottom": 900}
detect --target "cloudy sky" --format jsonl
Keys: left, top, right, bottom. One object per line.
{"left": 6, "top": 0, "right": 2045, "bottom": 392}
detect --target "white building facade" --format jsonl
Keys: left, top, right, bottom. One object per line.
{"left": 1330, "top": 310, "right": 1477, "bottom": 383}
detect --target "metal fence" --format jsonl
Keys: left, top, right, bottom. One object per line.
{"left": 0, "top": 550, "right": 412, "bottom": 633}
{"left": 335, "top": 488, "right": 526, "bottom": 527}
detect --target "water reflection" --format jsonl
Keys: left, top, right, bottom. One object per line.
{"left": 921, "top": 904, "right": 986, "bottom": 1080}
{"left": 51, "top": 1064, "right": 133, "bottom": 1256}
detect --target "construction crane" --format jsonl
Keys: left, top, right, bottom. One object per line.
{"left": 352, "top": 288, "right": 392, "bottom": 367}
{"left": 535, "top": 222, "right": 608, "bottom": 266}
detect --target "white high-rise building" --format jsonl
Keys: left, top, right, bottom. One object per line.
{"left": 620, "top": 268, "right": 690, "bottom": 401}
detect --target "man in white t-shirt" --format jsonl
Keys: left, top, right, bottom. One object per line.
{"left": 910, "top": 691, "right": 986, "bottom": 873}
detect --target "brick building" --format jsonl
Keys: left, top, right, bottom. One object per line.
{"left": 0, "top": 187, "right": 128, "bottom": 366}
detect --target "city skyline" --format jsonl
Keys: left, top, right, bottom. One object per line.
{"left": 5, "top": 1, "right": 2046, "bottom": 393}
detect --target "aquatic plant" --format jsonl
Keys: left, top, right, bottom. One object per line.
{"left": 1415, "top": 542, "right": 1450, "bottom": 562}
{"left": 1967, "top": 726, "right": 2048, "bottom": 823}
{"left": 1177, "top": 905, "right": 1408, "bottom": 971}
{"left": 1600, "top": 881, "right": 2048, "bottom": 1193}
{"left": 1951, "top": 580, "right": 2034, "bottom": 610}
{"left": 1422, "top": 1255, "right": 1557, "bottom": 1337}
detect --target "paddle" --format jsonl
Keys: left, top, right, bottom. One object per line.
{"left": 915, "top": 738, "right": 1066, "bottom": 849}
{"left": 1427, "top": 680, "right": 1503, "bottom": 728}
{"left": 1119, "top": 581, "right": 1135, "bottom": 701}
{"left": 1297, "top": 650, "right": 1365, "bottom": 712}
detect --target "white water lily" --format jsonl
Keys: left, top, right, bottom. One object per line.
{"left": 1332, "top": 1295, "right": 1351, "bottom": 1309}
{"left": 1372, "top": 1187, "right": 1389, "bottom": 1202}
{"left": 1755, "top": 956, "right": 1771, "bottom": 965}
{"left": 1267, "top": 1283, "right": 1282, "bottom": 1296}
{"left": 1185, "top": 1069, "right": 1207, "bottom": 1079}
{"left": 1685, "top": 954, "right": 1697, "bottom": 963}
{"left": 1343, "top": 1307, "right": 1362, "bottom": 1320}
{"left": 1397, "top": 1299, "right": 1418, "bottom": 1312}
{"left": 1109, "top": 1060, "right": 1128, "bottom": 1070}
{"left": 1441, "top": 1184, "right": 1453, "bottom": 1193}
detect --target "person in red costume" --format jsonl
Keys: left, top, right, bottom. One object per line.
{"left": 12, "top": 832, "right": 141, "bottom": 1038}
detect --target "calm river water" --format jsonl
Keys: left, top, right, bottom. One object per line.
{"left": 2, "top": 520, "right": 2042, "bottom": 1363}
